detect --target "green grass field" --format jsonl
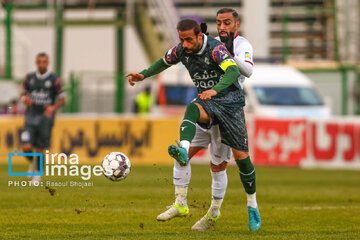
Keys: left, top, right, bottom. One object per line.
{"left": 0, "top": 164, "right": 359, "bottom": 240}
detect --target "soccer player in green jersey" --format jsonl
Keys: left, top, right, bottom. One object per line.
{"left": 21, "top": 53, "right": 66, "bottom": 184}
{"left": 126, "top": 18, "right": 259, "bottom": 231}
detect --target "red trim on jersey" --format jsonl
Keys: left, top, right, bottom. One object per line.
{"left": 245, "top": 60, "right": 253, "bottom": 65}
{"left": 234, "top": 34, "right": 239, "bottom": 39}
{"left": 54, "top": 77, "right": 63, "bottom": 95}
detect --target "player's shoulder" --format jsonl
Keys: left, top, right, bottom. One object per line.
{"left": 234, "top": 36, "right": 253, "bottom": 49}
{"left": 168, "top": 42, "right": 184, "bottom": 57}
{"left": 49, "top": 72, "right": 59, "bottom": 79}
{"left": 165, "top": 43, "right": 184, "bottom": 64}
{"left": 44, "top": 73, "right": 60, "bottom": 85}
{"left": 207, "top": 35, "right": 223, "bottom": 48}
{"left": 26, "top": 72, "right": 36, "bottom": 78}
{"left": 207, "top": 35, "right": 227, "bottom": 56}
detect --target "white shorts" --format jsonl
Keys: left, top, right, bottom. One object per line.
{"left": 191, "top": 124, "right": 232, "bottom": 165}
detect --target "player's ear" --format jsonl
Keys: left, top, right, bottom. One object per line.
{"left": 236, "top": 20, "right": 240, "bottom": 29}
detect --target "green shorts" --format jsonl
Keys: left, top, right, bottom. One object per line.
{"left": 194, "top": 97, "right": 249, "bottom": 152}
{"left": 21, "top": 114, "right": 54, "bottom": 149}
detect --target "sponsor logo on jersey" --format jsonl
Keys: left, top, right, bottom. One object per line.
{"left": 245, "top": 52, "right": 251, "bottom": 60}
{"left": 193, "top": 70, "right": 218, "bottom": 80}
{"left": 30, "top": 89, "right": 52, "bottom": 105}
{"left": 193, "top": 80, "right": 217, "bottom": 89}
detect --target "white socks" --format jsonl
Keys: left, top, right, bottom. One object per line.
{"left": 180, "top": 140, "right": 190, "bottom": 152}
{"left": 175, "top": 185, "right": 188, "bottom": 207}
{"left": 247, "top": 193, "right": 258, "bottom": 208}
{"left": 173, "top": 160, "right": 191, "bottom": 186}
{"left": 211, "top": 169, "right": 227, "bottom": 199}
{"left": 173, "top": 160, "right": 191, "bottom": 207}
{"left": 208, "top": 169, "right": 227, "bottom": 218}
{"left": 208, "top": 198, "right": 223, "bottom": 218}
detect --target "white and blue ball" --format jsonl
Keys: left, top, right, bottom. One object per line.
{"left": 101, "top": 152, "right": 131, "bottom": 181}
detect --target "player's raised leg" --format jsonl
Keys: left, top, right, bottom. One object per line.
{"left": 168, "top": 102, "right": 209, "bottom": 166}
{"left": 233, "top": 150, "right": 261, "bottom": 231}
{"left": 192, "top": 161, "right": 227, "bottom": 231}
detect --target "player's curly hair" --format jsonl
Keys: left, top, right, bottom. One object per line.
{"left": 177, "top": 19, "right": 201, "bottom": 35}
{"left": 217, "top": 8, "right": 240, "bottom": 21}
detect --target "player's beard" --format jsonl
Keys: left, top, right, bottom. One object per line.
{"left": 183, "top": 38, "right": 202, "bottom": 54}
{"left": 219, "top": 33, "right": 229, "bottom": 43}
{"left": 219, "top": 27, "right": 237, "bottom": 43}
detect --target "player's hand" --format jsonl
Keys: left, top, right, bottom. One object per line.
{"left": 125, "top": 73, "right": 145, "bottom": 86}
{"left": 44, "top": 105, "right": 56, "bottom": 118}
{"left": 198, "top": 89, "right": 217, "bottom": 101}
{"left": 225, "top": 32, "right": 234, "bottom": 56}
{"left": 22, "top": 95, "right": 32, "bottom": 107}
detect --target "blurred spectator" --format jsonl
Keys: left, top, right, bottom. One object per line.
{"left": 0, "top": 105, "right": 9, "bottom": 115}
{"left": 134, "top": 86, "right": 153, "bottom": 114}
{"left": 8, "top": 99, "right": 20, "bottom": 115}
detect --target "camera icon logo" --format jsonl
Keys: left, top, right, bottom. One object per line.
{"left": 8, "top": 150, "right": 43, "bottom": 176}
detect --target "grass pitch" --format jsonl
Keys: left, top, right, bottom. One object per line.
{"left": 0, "top": 164, "right": 359, "bottom": 240}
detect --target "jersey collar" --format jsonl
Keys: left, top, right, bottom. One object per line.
{"left": 196, "top": 34, "right": 208, "bottom": 55}
{"left": 36, "top": 71, "right": 51, "bottom": 79}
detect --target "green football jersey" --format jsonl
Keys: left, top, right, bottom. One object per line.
{"left": 23, "top": 71, "right": 64, "bottom": 117}
{"left": 163, "top": 34, "right": 245, "bottom": 107}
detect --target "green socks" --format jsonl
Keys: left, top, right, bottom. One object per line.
{"left": 179, "top": 103, "right": 200, "bottom": 143}
{"left": 235, "top": 157, "right": 256, "bottom": 194}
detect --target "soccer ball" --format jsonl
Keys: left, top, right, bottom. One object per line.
{"left": 101, "top": 152, "right": 131, "bottom": 181}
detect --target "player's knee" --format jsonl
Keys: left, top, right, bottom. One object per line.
{"left": 232, "top": 150, "right": 249, "bottom": 160}
{"left": 22, "top": 144, "right": 32, "bottom": 152}
{"left": 188, "top": 146, "right": 203, "bottom": 160}
{"left": 194, "top": 103, "right": 210, "bottom": 124}
{"left": 35, "top": 148, "right": 44, "bottom": 153}
{"left": 211, "top": 161, "right": 227, "bottom": 172}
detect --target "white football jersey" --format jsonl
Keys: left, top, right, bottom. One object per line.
{"left": 215, "top": 35, "right": 254, "bottom": 88}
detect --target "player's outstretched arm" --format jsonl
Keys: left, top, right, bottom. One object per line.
{"left": 126, "top": 58, "right": 170, "bottom": 86}
{"left": 126, "top": 73, "right": 145, "bottom": 86}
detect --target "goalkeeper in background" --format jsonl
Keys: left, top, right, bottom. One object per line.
{"left": 21, "top": 53, "right": 65, "bottom": 183}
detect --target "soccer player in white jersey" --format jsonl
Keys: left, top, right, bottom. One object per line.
{"left": 156, "top": 8, "right": 261, "bottom": 231}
